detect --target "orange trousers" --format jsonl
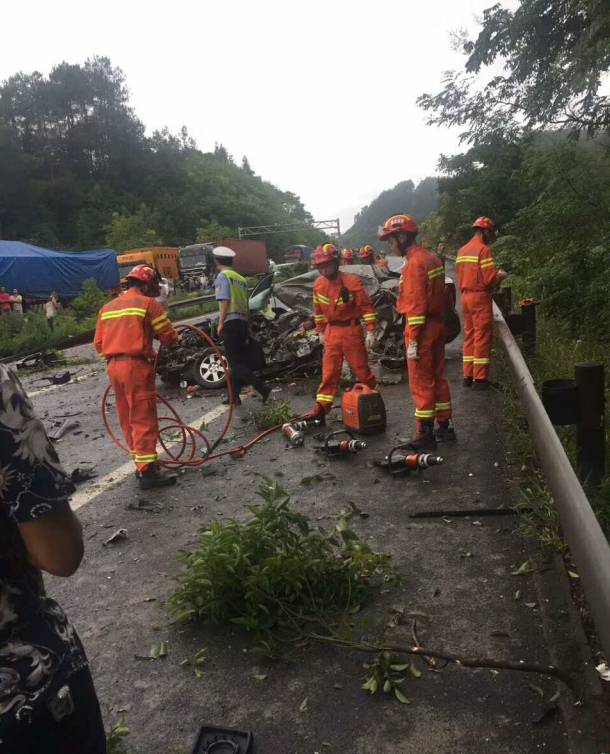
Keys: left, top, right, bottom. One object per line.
{"left": 406, "top": 318, "right": 452, "bottom": 433}
{"left": 315, "top": 324, "right": 376, "bottom": 413}
{"left": 107, "top": 358, "right": 158, "bottom": 471}
{"left": 462, "top": 291, "right": 493, "bottom": 381}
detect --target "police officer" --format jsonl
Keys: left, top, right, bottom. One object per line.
{"left": 214, "top": 247, "right": 271, "bottom": 406}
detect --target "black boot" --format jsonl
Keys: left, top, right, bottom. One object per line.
{"left": 139, "top": 463, "right": 178, "bottom": 490}
{"left": 472, "top": 380, "right": 489, "bottom": 391}
{"left": 463, "top": 377, "right": 473, "bottom": 388}
{"left": 409, "top": 423, "right": 437, "bottom": 451}
{"left": 435, "top": 421, "right": 457, "bottom": 442}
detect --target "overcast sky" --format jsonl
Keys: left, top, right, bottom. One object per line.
{"left": 2, "top": 0, "right": 497, "bottom": 232}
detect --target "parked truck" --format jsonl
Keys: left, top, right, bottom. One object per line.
{"left": 116, "top": 248, "right": 181, "bottom": 282}
{"left": 179, "top": 239, "right": 268, "bottom": 278}
{"left": 0, "top": 241, "right": 119, "bottom": 298}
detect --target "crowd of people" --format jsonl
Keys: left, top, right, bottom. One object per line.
{"left": 0, "top": 288, "right": 61, "bottom": 330}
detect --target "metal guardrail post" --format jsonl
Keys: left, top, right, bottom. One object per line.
{"left": 493, "top": 303, "right": 610, "bottom": 661}
{"left": 520, "top": 300, "right": 537, "bottom": 353}
{"left": 575, "top": 362, "right": 606, "bottom": 486}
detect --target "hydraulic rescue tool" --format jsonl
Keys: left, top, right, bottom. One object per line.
{"left": 315, "top": 429, "right": 367, "bottom": 457}
{"left": 290, "top": 416, "right": 325, "bottom": 431}
{"left": 282, "top": 422, "right": 305, "bottom": 447}
{"left": 375, "top": 445, "right": 444, "bottom": 476}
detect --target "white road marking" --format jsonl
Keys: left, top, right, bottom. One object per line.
{"left": 70, "top": 403, "right": 229, "bottom": 511}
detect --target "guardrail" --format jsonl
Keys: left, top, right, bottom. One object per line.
{"left": 167, "top": 293, "right": 216, "bottom": 311}
{"left": 493, "top": 302, "right": 610, "bottom": 660}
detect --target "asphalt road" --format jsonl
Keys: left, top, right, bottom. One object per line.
{"left": 18, "top": 324, "right": 609, "bottom": 753}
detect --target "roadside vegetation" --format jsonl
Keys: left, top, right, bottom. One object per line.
{"left": 0, "top": 279, "right": 109, "bottom": 359}
{"left": 495, "top": 316, "right": 610, "bottom": 549}
{"left": 417, "top": 0, "right": 610, "bottom": 547}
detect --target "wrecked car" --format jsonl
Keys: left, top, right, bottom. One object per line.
{"left": 156, "top": 262, "right": 459, "bottom": 389}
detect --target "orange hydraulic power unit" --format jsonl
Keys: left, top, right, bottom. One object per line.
{"left": 342, "top": 383, "right": 387, "bottom": 435}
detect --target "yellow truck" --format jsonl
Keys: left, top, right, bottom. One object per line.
{"left": 116, "top": 247, "right": 180, "bottom": 282}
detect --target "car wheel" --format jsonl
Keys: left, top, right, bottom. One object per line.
{"left": 189, "top": 347, "right": 227, "bottom": 389}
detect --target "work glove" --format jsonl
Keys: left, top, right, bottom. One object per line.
{"left": 365, "top": 331, "right": 377, "bottom": 352}
{"left": 406, "top": 341, "right": 419, "bottom": 360}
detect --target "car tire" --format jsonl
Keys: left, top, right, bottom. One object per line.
{"left": 189, "top": 347, "right": 227, "bottom": 389}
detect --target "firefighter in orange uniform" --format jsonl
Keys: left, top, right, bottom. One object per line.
{"left": 94, "top": 265, "right": 179, "bottom": 490}
{"left": 308, "top": 243, "right": 378, "bottom": 416}
{"left": 358, "top": 245, "right": 376, "bottom": 265}
{"left": 379, "top": 214, "right": 455, "bottom": 450}
{"left": 339, "top": 247, "right": 355, "bottom": 265}
{"left": 457, "top": 217, "right": 507, "bottom": 389}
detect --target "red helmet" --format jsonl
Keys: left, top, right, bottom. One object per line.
{"left": 126, "top": 264, "right": 160, "bottom": 294}
{"left": 378, "top": 213, "right": 418, "bottom": 240}
{"left": 340, "top": 247, "right": 355, "bottom": 263}
{"left": 472, "top": 216, "right": 496, "bottom": 230}
{"left": 359, "top": 245, "right": 375, "bottom": 260}
{"left": 312, "top": 243, "right": 339, "bottom": 266}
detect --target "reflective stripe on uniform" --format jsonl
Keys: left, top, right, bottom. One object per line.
{"left": 456, "top": 256, "right": 478, "bottom": 264}
{"left": 435, "top": 402, "right": 451, "bottom": 411}
{"left": 415, "top": 408, "right": 435, "bottom": 419}
{"left": 335, "top": 294, "right": 354, "bottom": 306}
{"left": 427, "top": 266, "right": 444, "bottom": 280}
{"left": 135, "top": 453, "right": 158, "bottom": 463}
{"left": 362, "top": 313, "right": 376, "bottom": 321}
{"left": 314, "top": 293, "right": 330, "bottom": 304}
{"left": 152, "top": 315, "right": 172, "bottom": 332}
{"left": 463, "top": 355, "right": 474, "bottom": 362}
{"left": 314, "top": 314, "right": 327, "bottom": 322}
{"left": 408, "top": 315, "right": 426, "bottom": 325}
{"left": 101, "top": 308, "right": 146, "bottom": 320}
{"left": 474, "top": 358, "right": 490, "bottom": 364}
{"left": 480, "top": 259, "right": 495, "bottom": 269}
{"left": 316, "top": 393, "right": 334, "bottom": 403}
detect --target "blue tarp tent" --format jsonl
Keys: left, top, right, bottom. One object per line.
{"left": 0, "top": 241, "right": 119, "bottom": 298}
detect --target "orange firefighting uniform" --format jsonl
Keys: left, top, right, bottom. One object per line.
{"left": 398, "top": 246, "right": 451, "bottom": 432}
{"left": 313, "top": 272, "right": 377, "bottom": 413}
{"left": 456, "top": 236, "right": 501, "bottom": 381}
{"left": 94, "top": 290, "right": 177, "bottom": 471}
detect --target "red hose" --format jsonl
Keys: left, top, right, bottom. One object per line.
{"left": 100, "top": 322, "right": 311, "bottom": 468}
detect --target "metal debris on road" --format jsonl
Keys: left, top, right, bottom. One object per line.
{"left": 49, "top": 419, "right": 80, "bottom": 441}
{"left": 103, "top": 528, "right": 128, "bottom": 546}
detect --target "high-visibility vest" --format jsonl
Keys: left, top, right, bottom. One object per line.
{"left": 222, "top": 269, "right": 249, "bottom": 315}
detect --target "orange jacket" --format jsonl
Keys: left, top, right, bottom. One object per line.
{"left": 313, "top": 272, "right": 377, "bottom": 333}
{"left": 456, "top": 236, "right": 500, "bottom": 292}
{"left": 397, "top": 245, "right": 446, "bottom": 342}
{"left": 94, "top": 289, "right": 177, "bottom": 359}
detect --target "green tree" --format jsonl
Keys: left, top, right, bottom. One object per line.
{"left": 341, "top": 178, "right": 438, "bottom": 249}
{"left": 106, "top": 206, "right": 162, "bottom": 251}
{"left": 418, "top": 0, "right": 610, "bottom": 142}
{"left": 195, "top": 220, "right": 235, "bottom": 243}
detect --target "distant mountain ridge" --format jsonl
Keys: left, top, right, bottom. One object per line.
{"left": 341, "top": 177, "right": 438, "bottom": 249}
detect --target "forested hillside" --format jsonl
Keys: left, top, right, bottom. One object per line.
{"left": 341, "top": 177, "right": 437, "bottom": 249}
{"left": 419, "top": 0, "right": 610, "bottom": 340}
{"left": 0, "top": 57, "right": 324, "bottom": 255}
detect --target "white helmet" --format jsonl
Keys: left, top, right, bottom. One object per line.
{"left": 212, "top": 246, "right": 236, "bottom": 260}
